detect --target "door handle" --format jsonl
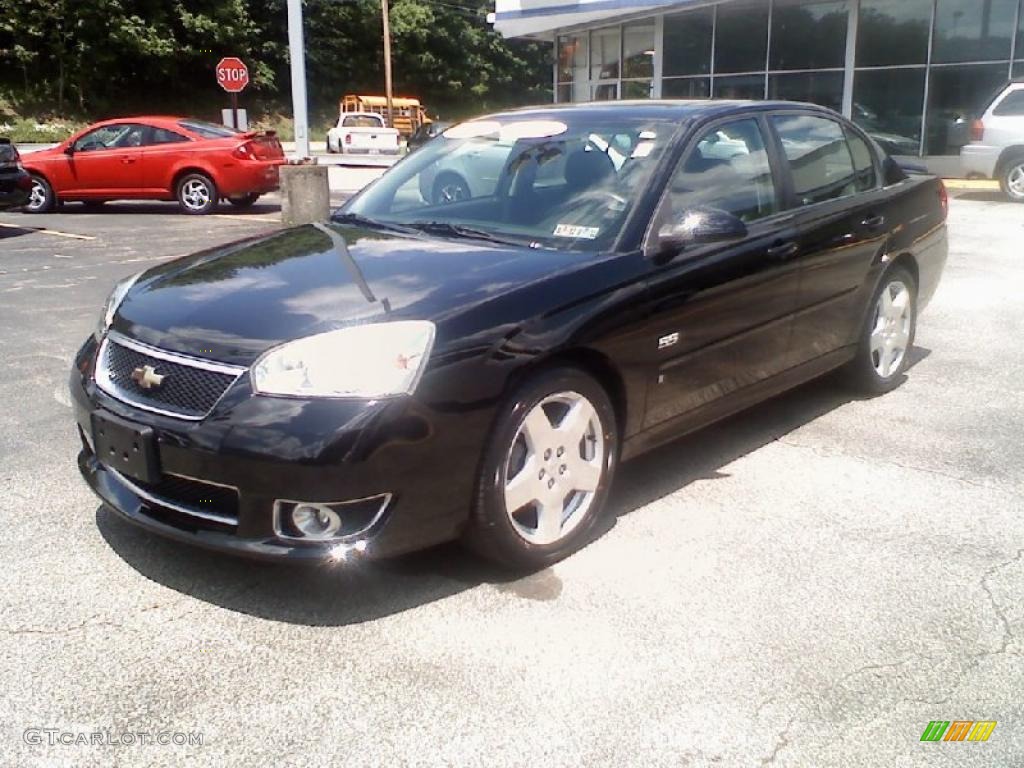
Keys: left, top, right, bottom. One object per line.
{"left": 121, "top": 157, "right": 136, "bottom": 164}
{"left": 861, "top": 214, "right": 886, "bottom": 230}
{"left": 766, "top": 241, "right": 799, "bottom": 261}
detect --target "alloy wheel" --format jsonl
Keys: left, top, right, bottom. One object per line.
{"left": 870, "top": 279, "right": 912, "bottom": 379}
{"left": 27, "top": 179, "right": 47, "bottom": 211}
{"left": 1007, "top": 163, "right": 1024, "bottom": 200}
{"left": 181, "top": 179, "right": 212, "bottom": 211}
{"left": 437, "top": 181, "right": 467, "bottom": 204}
{"left": 503, "top": 391, "right": 605, "bottom": 546}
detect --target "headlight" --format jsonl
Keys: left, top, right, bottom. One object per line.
{"left": 251, "top": 321, "right": 436, "bottom": 399}
{"left": 96, "top": 272, "right": 142, "bottom": 339}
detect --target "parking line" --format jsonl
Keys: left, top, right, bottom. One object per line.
{"left": 0, "top": 221, "right": 95, "bottom": 240}
{"left": 210, "top": 214, "right": 281, "bottom": 224}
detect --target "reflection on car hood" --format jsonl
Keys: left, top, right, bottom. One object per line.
{"left": 113, "top": 223, "right": 586, "bottom": 365}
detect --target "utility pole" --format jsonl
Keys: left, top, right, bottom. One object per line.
{"left": 382, "top": 0, "right": 394, "bottom": 129}
{"left": 286, "top": 0, "right": 310, "bottom": 158}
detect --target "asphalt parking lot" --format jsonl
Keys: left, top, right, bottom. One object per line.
{"left": 1, "top": 190, "right": 1022, "bottom": 767}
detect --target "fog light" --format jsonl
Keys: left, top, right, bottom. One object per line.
{"left": 291, "top": 503, "right": 342, "bottom": 539}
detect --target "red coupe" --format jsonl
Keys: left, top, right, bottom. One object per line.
{"left": 21, "top": 116, "right": 285, "bottom": 215}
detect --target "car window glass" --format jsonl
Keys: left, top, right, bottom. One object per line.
{"left": 993, "top": 89, "right": 1024, "bottom": 116}
{"left": 179, "top": 119, "right": 239, "bottom": 138}
{"left": 342, "top": 116, "right": 382, "bottom": 128}
{"left": 74, "top": 124, "right": 144, "bottom": 152}
{"left": 668, "top": 118, "right": 778, "bottom": 222}
{"left": 772, "top": 114, "right": 857, "bottom": 206}
{"left": 149, "top": 128, "right": 190, "bottom": 145}
{"left": 845, "top": 129, "right": 876, "bottom": 192}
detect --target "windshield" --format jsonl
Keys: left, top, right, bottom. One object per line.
{"left": 339, "top": 113, "right": 677, "bottom": 251}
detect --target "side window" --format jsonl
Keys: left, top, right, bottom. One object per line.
{"left": 993, "top": 89, "right": 1024, "bottom": 117}
{"left": 668, "top": 118, "right": 777, "bottom": 223}
{"left": 845, "top": 129, "right": 877, "bottom": 192}
{"left": 74, "top": 124, "right": 137, "bottom": 152}
{"left": 772, "top": 114, "right": 857, "bottom": 206}
{"left": 149, "top": 128, "right": 190, "bottom": 145}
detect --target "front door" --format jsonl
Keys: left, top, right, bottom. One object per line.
{"left": 64, "top": 123, "right": 145, "bottom": 195}
{"left": 642, "top": 116, "right": 803, "bottom": 428}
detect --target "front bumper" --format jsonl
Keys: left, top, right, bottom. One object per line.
{"left": 71, "top": 336, "right": 490, "bottom": 562}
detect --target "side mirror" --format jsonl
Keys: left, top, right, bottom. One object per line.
{"left": 657, "top": 207, "right": 748, "bottom": 257}
{"left": 63, "top": 144, "right": 75, "bottom": 156}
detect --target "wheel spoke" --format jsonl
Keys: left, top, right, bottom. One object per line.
{"left": 569, "top": 455, "right": 602, "bottom": 493}
{"left": 504, "top": 455, "right": 540, "bottom": 513}
{"left": 535, "top": 499, "right": 563, "bottom": 543}
{"left": 879, "top": 285, "right": 893, "bottom": 315}
{"left": 556, "top": 398, "right": 597, "bottom": 445}
{"left": 890, "top": 290, "right": 909, "bottom": 319}
{"left": 521, "top": 408, "right": 555, "bottom": 451}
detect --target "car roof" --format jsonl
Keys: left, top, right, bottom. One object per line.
{"left": 487, "top": 99, "right": 840, "bottom": 122}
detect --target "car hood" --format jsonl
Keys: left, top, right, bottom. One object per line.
{"left": 113, "top": 222, "right": 589, "bottom": 366}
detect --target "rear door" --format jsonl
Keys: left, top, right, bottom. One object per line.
{"left": 66, "top": 123, "right": 145, "bottom": 195}
{"left": 768, "top": 112, "right": 890, "bottom": 364}
{"left": 641, "top": 115, "right": 803, "bottom": 428}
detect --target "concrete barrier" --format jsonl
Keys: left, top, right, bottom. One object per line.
{"left": 279, "top": 164, "right": 330, "bottom": 227}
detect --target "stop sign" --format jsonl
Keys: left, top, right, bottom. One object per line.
{"left": 216, "top": 57, "right": 249, "bottom": 93}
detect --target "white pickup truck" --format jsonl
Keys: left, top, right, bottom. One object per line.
{"left": 326, "top": 112, "right": 401, "bottom": 155}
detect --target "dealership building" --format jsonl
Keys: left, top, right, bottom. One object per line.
{"left": 492, "top": 0, "right": 1024, "bottom": 157}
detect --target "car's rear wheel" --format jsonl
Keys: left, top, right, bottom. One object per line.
{"left": 845, "top": 266, "right": 917, "bottom": 394}
{"left": 999, "top": 157, "right": 1024, "bottom": 203}
{"left": 227, "top": 193, "right": 260, "bottom": 208}
{"left": 24, "top": 175, "right": 56, "bottom": 213}
{"left": 432, "top": 173, "right": 470, "bottom": 205}
{"left": 176, "top": 173, "right": 217, "bottom": 215}
{"left": 465, "top": 366, "right": 619, "bottom": 569}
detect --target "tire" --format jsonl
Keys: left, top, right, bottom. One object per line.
{"left": 432, "top": 173, "right": 471, "bottom": 205}
{"left": 464, "top": 366, "right": 619, "bottom": 570}
{"left": 844, "top": 266, "right": 917, "bottom": 395}
{"left": 999, "top": 156, "right": 1024, "bottom": 203}
{"left": 24, "top": 175, "right": 56, "bottom": 213}
{"left": 227, "top": 193, "right": 260, "bottom": 208}
{"left": 176, "top": 172, "right": 217, "bottom": 215}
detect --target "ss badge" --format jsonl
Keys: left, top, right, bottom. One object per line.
{"left": 658, "top": 332, "right": 679, "bottom": 350}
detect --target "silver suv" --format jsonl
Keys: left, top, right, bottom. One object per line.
{"left": 961, "top": 81, "right": 1024, "bottom": 202}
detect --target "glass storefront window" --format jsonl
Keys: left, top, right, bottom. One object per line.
{"left": 662, "top": 77, "right": 711, "bottom": 99}
{"left": 557, "top": 35, "right": 588, "bottom": 85}
{"left": 592, "top": 82, "right": 618, "bottom": 101}
{"left": 768, "top": 71, "right": 844, "bottom": 112}
{"left": 621, "top": 79, "right": 654, "bottom": 99}
{"left": 926, "top": 64, "right": 1011, "bottom": 154}
{"left": 856, "top": 0, "right": 932, "bottom": 67}
{"left": 663, "top": 7, "right": 714, "bottom": 76}
{"left": 622, "top": 21, "right": 655, "bottom": 79}
{"left": 590, "top": 26, "right": 621, "bottom": 81}
{"left": 713, "top": 75, "right": 766, "bottom": 100}
{"left": 770, "top": 0, "right": 849, "bottom": 71}
{"left": 932, "top": 0, "right": 1017, "bottom": 64}
{"left": 715, "top": 2, "right": 769, "bottom": 74}
{"left": 852, "top": 68, "right": 926, "bottom": 155}
{"left": 557, "top": 84, "right": 571, "bottom": 103}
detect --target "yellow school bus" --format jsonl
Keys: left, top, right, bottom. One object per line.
{"left": 340, "top": 95, "right": 429, "bottom": 138}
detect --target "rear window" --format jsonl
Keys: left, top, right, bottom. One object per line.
{"left": 179, "top": 120, "right": 239, "bottom": 139}
{"left": 342, "top": 115, "right": 383, "bottom": 128}
{"left": 993, "top": 89, "right": 1024, "bottom": 117}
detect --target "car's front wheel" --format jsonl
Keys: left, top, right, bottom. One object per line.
{"left": 432, "top": 173, "right": 470, "bottom": 205}
{"left": 465, "top": 366, "right": 619, "bottom": 569}
{"left": 176, "top": 173, "right": 217, "bottom": 215}
{"left": 24, "top": 175, "right": 56, "bottom": 213}
{"left": 1000, "top": 156, "right": 1024, "bottom": 203}
{"left": 845, "top": 266, "right": 917, "bottom": 394}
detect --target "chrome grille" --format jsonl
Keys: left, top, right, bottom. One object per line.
{"left": 96, "top": 332, "right": 245, "bottom": 420}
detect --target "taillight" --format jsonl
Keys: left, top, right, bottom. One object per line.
{"left": 232, "top": 142, "right": 256, "bottom": 160}
{"left": 939, "top": 180, "right": 948, "bottom": 221}
{"left": 344, "top": 134, "right": 352, "bottom": 144}
{"left": 970, "top": 119, "right": 985, "bottom": 142}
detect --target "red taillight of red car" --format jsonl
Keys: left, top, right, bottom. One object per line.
{"left": 970, "top": 119, "right": 985, "bottom": 142}
{"left": 232, "top": 142, "right": 257, "bottom": 160}
{"left": 939, "top": 180, "right": 949, "bottom": 220}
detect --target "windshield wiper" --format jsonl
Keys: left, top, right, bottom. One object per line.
{"left": 331, "top": 212, "right": 414, "bottom": 233}
{"left": 405, "top": 220, "right": 529, "bottom": 247}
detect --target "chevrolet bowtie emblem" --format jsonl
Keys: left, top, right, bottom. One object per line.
{"left": 131, "top": 364, "right": 166, "bottom": 390}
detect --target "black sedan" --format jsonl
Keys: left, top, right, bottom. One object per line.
{"left": 71, "top": 101, "right": 948, "bottom": 569}
{"left": 0, "top": 138, "right": 32, "bottom": 210}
